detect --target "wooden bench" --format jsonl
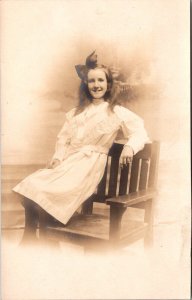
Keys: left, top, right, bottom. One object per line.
{"left": 39, "top": 141, "right": 160, "bottom": 250}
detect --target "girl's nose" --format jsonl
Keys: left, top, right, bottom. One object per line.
{"left": 94, "top": 80, "right": 99, "bottom": 87}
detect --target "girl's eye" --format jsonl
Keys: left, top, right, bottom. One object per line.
{"left": 98, "top": 78, "right": 104, "bottom": 82}
{"left": 88, "top": 79, "right": 94, "bottom": 83}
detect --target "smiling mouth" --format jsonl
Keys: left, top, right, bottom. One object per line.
{"left": 92, "top": 89, "right": 102, "bottom": 92}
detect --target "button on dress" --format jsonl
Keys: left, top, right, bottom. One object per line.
{"left": 13, "top": 101, "right": 149, "bottom": 224}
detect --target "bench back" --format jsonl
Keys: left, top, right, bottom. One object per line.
{"left": 93, "top": 141, "right": 160, "bottom": 203}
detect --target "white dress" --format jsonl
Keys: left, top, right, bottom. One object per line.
{"left": 13, "top": 101, "right": 149, "bottom": 224}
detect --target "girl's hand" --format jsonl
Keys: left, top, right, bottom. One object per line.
{"left": 47, "top": 159, "right": 61, "bottom": 169}
{"left": 120, "top": 145, "right": 134, "bottom": 168}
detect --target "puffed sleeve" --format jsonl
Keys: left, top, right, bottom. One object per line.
{"left": 51, "top": 108, "right": 76, "bottom": 161}
{"left": 114, "top": 105, "right": 150, "bottom": 154}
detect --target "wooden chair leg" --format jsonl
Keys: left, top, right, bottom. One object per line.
{"left": 81, "top": 197, "right": 93, "bottom": 215}
{"left": 109, "top": 205, "right": 126, "bottom": 246}
{"left": 144, "top": 198, "right": 154, "bottom": 248}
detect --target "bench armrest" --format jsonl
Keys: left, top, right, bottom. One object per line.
{"left": 106, "top": 188, "right": 157, "bottom": 207}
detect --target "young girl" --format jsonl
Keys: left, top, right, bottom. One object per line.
{"left": 13, "top": 51, "right": 149, "bottom": 244}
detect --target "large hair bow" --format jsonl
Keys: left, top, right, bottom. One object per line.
{"left": 75, "top": 50, "right": 98, "bottom": 81}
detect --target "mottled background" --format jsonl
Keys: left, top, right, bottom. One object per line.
{"left": 1, "top": 0, "right": 190, "bottom": 299}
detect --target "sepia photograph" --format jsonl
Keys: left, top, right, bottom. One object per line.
{"left": 1, "top": 0, "right": 190, "bottom": 299}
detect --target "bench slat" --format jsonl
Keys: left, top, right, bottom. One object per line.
{"left": 139, "top": 159, "right": 151, "bottom": 190}
{"left": 129, "top": 159, "right": 140, "bottom": 193}
{"left": 108, "top": 155, "right": 120, "bottom": 197}
{"left": 96, "top": 158, "right": 108, "bottom": 196}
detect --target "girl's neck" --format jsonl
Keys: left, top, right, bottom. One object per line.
{"left": 92, "top": 98, "right": 105, "bottom": 105}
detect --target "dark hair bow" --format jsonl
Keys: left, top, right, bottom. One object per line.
{"left": 85, "top": 50, "right": 97, "bottom": 68}
{"left": 75, "top": 50, "right": 98, "bottom": 80}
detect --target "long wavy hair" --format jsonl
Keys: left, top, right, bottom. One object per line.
{"left": 74, "top": 66, "right": 121, "bottom": 115}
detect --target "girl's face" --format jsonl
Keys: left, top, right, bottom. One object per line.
{"left": 87, "top": 69, "right": 108, "bottom": 99}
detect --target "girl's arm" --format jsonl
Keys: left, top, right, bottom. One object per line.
{"left": 47, "top": 119, "right": 70, "bottom": 168}
{"left": 52, "top": 119, "right": 71, "bottom": 161}
{"left": 48, "top": 108, "right": 75, "bottom": 168}
{"left": 122, "top": 115, "right": 149, "bottom": 155}
{"left": 114, "top": 105, "right": 150, "bottom": 166}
